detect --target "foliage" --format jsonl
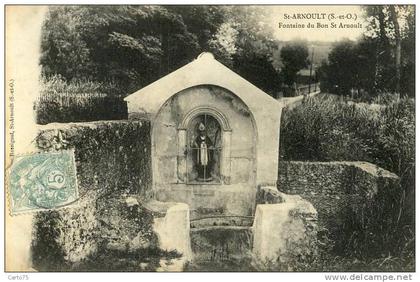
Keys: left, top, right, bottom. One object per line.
{"left": 40, "top": 6, "right": 205, "bottom": 91}
{"left": 74, "top": 246, "right": 181, "bottom": 271}
{"left": 208, "top": 21, "right": 238, "bottom": 67}
{"left": 364, "top": 5, "right": 415, "bottom": 95}
{"left": 40, "top": 7, "right": 93, "bottom": 81}
{"left": 318, "top": 5, "right": 415, "bottom": 98}
{"left": 40, "top": 6, "right": 281, "bottom": 96}
{"left": 233, "top": 50, "right": 281, "bottom": 96}
{"left": 31, "top": 211, "right": 69, "bottom": 271}
{"left": 35, "top": 75, "right": 127, "bottom": 124}
{"left": 227, "top": 6, "right": 281, "bottom": 95}
{"left": 280, "top": 94, "right": 415, "bottom": 265}
{"left": 280, "top": 41, "right": 309, "bottom": 86}
{"left": 318, "top": 39, "right": 377, "bottom": 96}
{"left": 277, "top": 251, "right": 415, "bottom": 272}
{"left": 281, "top": 94, "right": 414, "bottom": 178}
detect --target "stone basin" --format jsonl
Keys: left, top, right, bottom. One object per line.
{"left": 190, "top": 225, "right": 253, "bottom": 262}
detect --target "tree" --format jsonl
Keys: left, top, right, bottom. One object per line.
{"left": 325, "top": 40, "right": 357, "bottom": 95}
{"left": 225, "top": 6, "right": 281, "bottom": 95}
{"left": 318, "top": 38, "right": 377, "bottom": 96}
{"left": 318, "top": 5, "right": 414, "bottom": 98}
{"left": 400, "top": 6, "right": 415, "bottom": 97}
{"left": 364, "top": 6, "right": 393, "bottom": 92}
{"left": 208, "top": 21, "right": 238, "bottom": 67}
{"left": 389, "top": 6, "right": 401, "bottom": 93}
{"left": 168, "top": 5, "right": 226, "bottom": 50}
{"left": 363, "top": 5, "right": 415, "bottom": 96}
{"left": 280, "top": 41, "right": 309, "bottom": 86}
{"left": 40, "top": 5, "right": 281, "bottom": 96}
{"left": 40, "top": 6, "right": 218, "bottom": 93}
{"left": 40, "top": 7, "right": 94, "bottom": 80}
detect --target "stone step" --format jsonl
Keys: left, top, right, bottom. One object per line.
{"left": 190, "top": 215, "right": 254, "bottom": 228}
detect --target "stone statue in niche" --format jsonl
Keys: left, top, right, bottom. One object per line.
{"left": 192, "top": 122, "right": 214, "bottom": 182}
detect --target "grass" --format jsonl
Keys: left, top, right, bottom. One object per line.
{"left": 280, "top": 93, "right": 415, "bottom": 271}
{"left": 71, "top": 247, "right": 182, "bottom": 272}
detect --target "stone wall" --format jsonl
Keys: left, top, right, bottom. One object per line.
{"left": 253, "top": 186, "right": 318, "bottom": 269}
{"left": 36, "top": 120, "right": 152, "bottom": 199}
{"left": 31, "top": 120, "right": 154, "bottom": 270}
{"left": 278, "top": 161, "right": 399, "bottom": 251}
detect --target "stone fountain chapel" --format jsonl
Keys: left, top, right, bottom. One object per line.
{"left": 125, "top": 53, "right": 319, "bottom": 264}
{"left": 29, "top": 55, "right": 399, "bottom": 270}
{"left": 126, "top": 53, "right": 282, "bottom": 218}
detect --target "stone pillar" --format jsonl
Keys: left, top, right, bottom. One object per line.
{"left": 252, "top": 195, "right": 317, "bottom": 264}
{"left": 153, "top": 203, "right": 192, "bottom": 261}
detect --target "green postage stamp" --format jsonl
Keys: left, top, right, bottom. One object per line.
{"left": 9, "top": 150, "right": 78, "bottom": 214}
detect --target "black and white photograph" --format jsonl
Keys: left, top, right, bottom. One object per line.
{"left": 3, "top": 2, "right": 416, "bottom": 276}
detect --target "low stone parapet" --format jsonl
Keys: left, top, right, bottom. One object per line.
{"left": 152, "top": 202, "right": 192, "bottom": 262}
{"left": 252, "top": 186, "right": 318, "bottom": 265}
{"left": 31, "top": 120, "right": 154, "bottom": 270}
{"left": 278, "top": 161, "right": 400, "bottom": 252}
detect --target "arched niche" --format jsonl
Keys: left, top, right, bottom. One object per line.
{"left": 177, "top": 106, "right": 232, "bottom": 184}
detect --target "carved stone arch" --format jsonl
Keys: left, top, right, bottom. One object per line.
{"left": 177, "top": 106, "right": 232, "bottom": 185}
{"left": 178, "top": 106, "right": 232, "bottom": 131}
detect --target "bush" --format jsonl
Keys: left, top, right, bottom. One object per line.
{"left": 280, "top": 94, "right": 415, "bottom": 264}
{"left": 281, "top": 94, "right": 414, "bottom": 173}
{"left": 35, "top": 76, "right": 128, "bottom": 124}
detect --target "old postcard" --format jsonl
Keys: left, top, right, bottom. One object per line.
{"left": 4, "top": 3, "right": 415, "bottom": 275}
